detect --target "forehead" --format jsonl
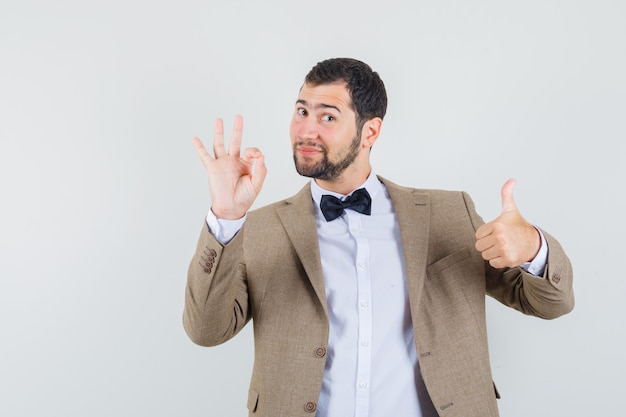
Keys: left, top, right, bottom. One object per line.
{"left": 297, "top": 81, "right": 354, "bottom": 111}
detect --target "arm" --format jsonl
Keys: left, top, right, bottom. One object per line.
{"left": 183, "top": 222, "right": 250, "bottom": 346}
{"left": 485, "top": 228, "right": 574, "bottom": 319}
{"left": 183, "top": 115, "right": 267, "bottom": 346}
{"left": 468, "top": 180, "right": 574, "bottom": 319}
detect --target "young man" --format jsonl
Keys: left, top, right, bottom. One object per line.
{"left": 184, "top": 58, "right": 574, "bottom": 417}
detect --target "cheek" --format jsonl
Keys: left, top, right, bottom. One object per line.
{"left": 289, "top": 117, "right": 302, "bottom": 137}
{"left": 288, "top": 122, "right": 297, "bottom": 142}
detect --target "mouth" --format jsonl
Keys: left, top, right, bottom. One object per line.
{"left": 294, "top": 142, "right": 325, "bottom": 157}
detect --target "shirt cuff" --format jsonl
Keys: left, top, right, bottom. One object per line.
{"left": 520, "top": 227, "right": 548, "bottom": 277}
{"left": 206, "top": 209, "right": 246, "bottom": 245}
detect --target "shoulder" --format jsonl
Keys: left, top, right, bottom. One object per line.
{"left": 247, "top": 182, "right": 313, "bottom": 222}
{"left": 378, "top": 175, "right": 482, "bottom": 228}
{"left": 378, "top": 175, "right": 473, "bottom": 206}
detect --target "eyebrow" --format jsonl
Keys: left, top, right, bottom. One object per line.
{"left": 296, "top": 99, "right": 341, "bottom": 113}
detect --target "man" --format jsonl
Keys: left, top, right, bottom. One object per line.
{"left": 183, "top": 58, "right": 574, "bottom": 417}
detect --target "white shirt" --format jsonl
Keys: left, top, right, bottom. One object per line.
{"left": 310, "top": 173, "right": 436, "bottom": 417}
{"left": 206, "top": 173, "right": 548, "bottom": 417}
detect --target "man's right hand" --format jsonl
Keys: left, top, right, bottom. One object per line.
{"left": 192, "top": 115, "right": 267, "bottom": 220}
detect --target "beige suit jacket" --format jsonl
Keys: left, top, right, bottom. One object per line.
{"left": 183, "top": 177, "right": 574, "bottom": 417}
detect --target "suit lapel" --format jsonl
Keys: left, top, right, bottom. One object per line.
{"left": 379, "top": 177, "right": 431, "bottom": 312}
{"left": 274, "top": 178, "right": 430, "bottom": 318}
{"left": 276, "top": 183, "right": 328, "bottom": 316}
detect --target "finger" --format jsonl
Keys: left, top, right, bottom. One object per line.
{"left": 213, "top": 118, "right": 227, "bottom": 157}
{"left": 488, "top": 257, "right": 507, "bottom": 269}
{"left": 475, "top": 222, "right": 493, "bottom": 241}
{"left": 241, "top": 147, "right": 263, "bottom": 164}
{"left": 474, "top": 235, "right": 493, "bottom": 253}
{"left": 477, "top": 243, "right": 506, "bottom": 268}
{"left": 500, "top": 178, "right": 518, "bottom": 213}
{"left": 228, "top": 114, "right": 244, "bottom": 158}
{"left": 480, "top": 243, "right": 501, "bottom": 260}
{"left": 241, "top": 147, "right": 267, "bottom": 191}
{"left": 192, "top": 137, "right": 213, "bottom": 170}
{"left": 250, "top": 154, "right": 267, "bottom": 193}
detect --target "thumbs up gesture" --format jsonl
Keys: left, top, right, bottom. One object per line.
{"left": 475, "top": 179, "right": 541, "bottom": 269}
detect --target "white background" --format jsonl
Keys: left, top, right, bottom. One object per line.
{"left": 1, "top": 1, "right": 624, "bottom": 416}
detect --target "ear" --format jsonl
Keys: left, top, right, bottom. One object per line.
{"left": 361, "top": 117, "right": 382, "bottom": 149}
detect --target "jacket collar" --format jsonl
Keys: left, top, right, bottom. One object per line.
{"left": 276, "top": 176, "right": 431, "bottom": 317}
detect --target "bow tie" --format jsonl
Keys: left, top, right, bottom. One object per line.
{"left": 319, "top": 188, "right": 372, "bottom": 221}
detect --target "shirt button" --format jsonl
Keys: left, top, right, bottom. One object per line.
{"left": 359, "top": 382, "right": 368, "bottom": 389}
{"left": 358, "top": 260, "right": 366, "bottom": 269}
{"left": 361, "top": 341, "right": 369, "bottom": 347}
{"left": 304, "top": 402, "right": 317, "bottom": 413}
{"left": 360, "top": 301, "right": 369, "bottom": 308}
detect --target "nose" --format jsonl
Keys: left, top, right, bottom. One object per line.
{"left": 293, "top": 115, "right": 318, "bottom": 140}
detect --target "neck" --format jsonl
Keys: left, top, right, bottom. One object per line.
{"left": 314, "top": 165, "right": 371, "bottom": 195}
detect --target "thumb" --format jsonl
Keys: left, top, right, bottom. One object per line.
{"left": 500, "top": 178, "right": 518, "bottom": 214}
{"left": 251, "top": 154, "right": 267, "bottom": 192}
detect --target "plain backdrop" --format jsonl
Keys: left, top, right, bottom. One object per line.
{"left": 1, "top": 1, "right": 624, "bottom": 416}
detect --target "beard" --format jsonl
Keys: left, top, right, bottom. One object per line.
{"left": 292, "top": 132, "right": 362, "bottom": 181}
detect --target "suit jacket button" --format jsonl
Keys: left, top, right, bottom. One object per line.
{"left": 208, "top": 249, "right": 217, "bottom": 257}
{"left": 315, "top": 347, "right": 326, "bottom": 358}
{"left": 304, "top": 402, "right": 317, "bottom": 413}
{"left": 203, "top": 267, "right": 211, "bottom": 273}
{"left": 552, "top": 273, "right": 561, "bottom": 283}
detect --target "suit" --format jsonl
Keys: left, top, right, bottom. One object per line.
{"left": 183, "top": 176, "right": 574, "bottom": 417}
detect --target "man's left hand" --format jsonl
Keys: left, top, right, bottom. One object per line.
{"left": 475, "top": 179, "right": 541, "bottom": 269}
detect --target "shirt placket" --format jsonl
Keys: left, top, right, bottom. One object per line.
{"left": 347, "top": 210, "right": 372, "bottom": 417}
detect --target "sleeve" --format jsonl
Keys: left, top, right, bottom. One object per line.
{"left": 206, "top": 208, "right": 246, "bottom": 245}
{"left": 462, "top": 192, "right": 575, "bottom": 320}
{"left": 182, "top": 220, "right": 251, "bottom": 346}
{"left": 520, "top": 227, "right": 548, "bottom": 277}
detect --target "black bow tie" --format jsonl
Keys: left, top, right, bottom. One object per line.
{"left": 320, "top": 188, "right": 372, "bottom": 221}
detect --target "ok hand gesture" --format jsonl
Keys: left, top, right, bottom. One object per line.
{"left": 193, "top": 115, "right": 267, "bottom": 220}
{"left": 475, "top": 179, "right": 541, "bottom": 269}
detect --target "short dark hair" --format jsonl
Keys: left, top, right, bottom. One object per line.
{"left": 304, "top": 58, "right": 387, "bottom": 130}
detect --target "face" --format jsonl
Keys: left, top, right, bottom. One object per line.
{"left": 290, "top": 82, "right": 364, "bottom": 182}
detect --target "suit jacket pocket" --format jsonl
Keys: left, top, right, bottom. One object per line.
{"left": 426, "top": 248, "right": 471, "bottom": 278}
{"left": 247, "top": 389, "right": 259, "bottom": 413}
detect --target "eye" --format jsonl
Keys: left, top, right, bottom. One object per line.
{"left": 321, "top": 114, "right": 335, "bottom": 122}
{"left": 297, "top": 108, "right": 307, "bottom": 116}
